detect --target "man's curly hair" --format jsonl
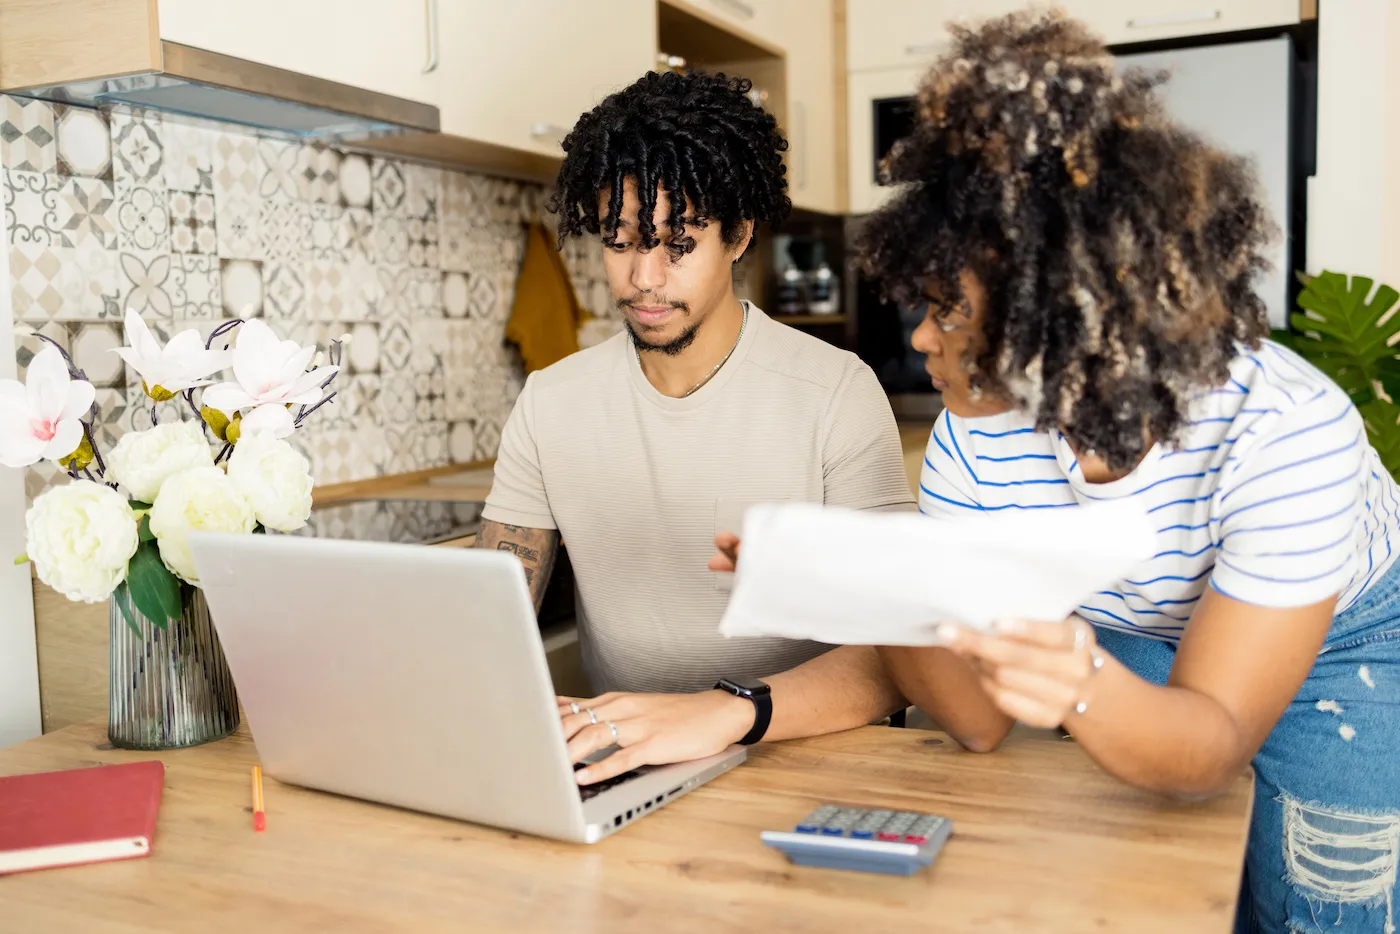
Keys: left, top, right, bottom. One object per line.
{"left": 547, "top": 70, "right": 791, "bottom": 260}
{"left": 859, "top": 11, "right": 1274, "bottom": 469}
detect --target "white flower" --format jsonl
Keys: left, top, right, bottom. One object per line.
{"left": 108, "top": 419, "right": 214, "bottom": 503}
{"left": 148, "top": 466, "right": 256, "bottom": 584}
{"left": 227, "top": 430, "right": 313, "bottom": 532}
{"left": 0, "top": 345, "right": 95, "bottom": 468}
{"left": 25, "top": 481, "right": 139, "bottom": 602}
{"left": 200, "top": 320, "right": 338, "bottom": 439}
{"left": 111, "top": 309, "right": 232, "bottom": 399}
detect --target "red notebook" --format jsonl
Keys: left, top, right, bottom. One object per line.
{"left": 0, "top": 760, "right": 165, "bottom": 875}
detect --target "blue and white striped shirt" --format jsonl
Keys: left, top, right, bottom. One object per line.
{"left": 919, "top": 340, "right": 1400, "bottom": 642}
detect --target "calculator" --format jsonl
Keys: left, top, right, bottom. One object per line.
{"left": 761, "top": 805, "right": 953, "bottom": 876}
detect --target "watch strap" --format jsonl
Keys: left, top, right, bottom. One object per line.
{"left": 737, "top": 690, "right": 772, "bottom": 746}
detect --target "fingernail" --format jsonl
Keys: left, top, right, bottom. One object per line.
{"left": 993, "top": 619, "right": 1025, "bottom": 636}
{"left": 935, "top": 623, "right": 959, "bottom": 645}
{"left": 575, "top": 769, "right": 589, "bottom": 784}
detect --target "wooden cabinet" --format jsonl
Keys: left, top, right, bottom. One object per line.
{"left": 847, "top": 0, "right": 1303, "bottom": 72}
{"left": 773, "top": 0, "right": 840, "bottom": 213}
{"left": 156, "top": 0, "right": 438, "bottom": 106}
{"left": 436, "top": 0, "right": 656, "bottom": 157}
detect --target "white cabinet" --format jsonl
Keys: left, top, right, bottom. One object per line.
{"left": 848, "top": 0, "right": 1303, "bottom": 72}
{"left": 773, "top": 0, "right": 840, "bottom": 213}
{"left": 677, "top": 0, "right": 785, "bottom": 51}
{"left": 847, "top": 0, "right": 1027, "bottom": 72}
{"left": 156, "top": 0, "right": 438, "bottom": 106}
{"left": 846, "top": 66, "right": 921, "bottom": 215}
{"left": 436, "top": 0, "right": 656, "bottom": 157}
{"left": 1087, "top": 0, "right": 1300, "bottom": 45}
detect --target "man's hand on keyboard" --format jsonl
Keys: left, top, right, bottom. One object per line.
{"left": 557, "top": 690, "right": 754, "bottom": 784}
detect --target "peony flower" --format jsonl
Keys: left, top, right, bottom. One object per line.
{"left": 25, "top": 481, "right": 139, "bottom": 602}
{"left": 107, "top": 419, "right": 214, "bottom": 503}
{"left": 0, "top": 345, "right": 95, "bottom": 469}
{"left": 226, "top": 430, "right": 313, "bottom": 532}
{"left": 147, "top": 466, "right": 256, "bottom": 584}
{"left": 111, "top": 308, "right": 232, "bottom": 400}
{"left": 200, "top": 320, "right": 338, "bottom": 439}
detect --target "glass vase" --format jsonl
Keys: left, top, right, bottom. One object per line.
{"left": 108, "top": 585, "right": 240, "bottom": 749}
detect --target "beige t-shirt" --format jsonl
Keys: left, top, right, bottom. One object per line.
{"left": 483, "top": 305, "right": 914, "bottom": 693}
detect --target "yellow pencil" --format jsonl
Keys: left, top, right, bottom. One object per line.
{"left": 251, "top": 765, "right": 265, "bottom": 832}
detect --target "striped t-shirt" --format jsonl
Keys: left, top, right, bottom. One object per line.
{"left": 919, "top": 340, "right": 1400, "bottom": 642}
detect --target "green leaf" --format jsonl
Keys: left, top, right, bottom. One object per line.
{"left": 111, "top": 580, "right": 143, "bottom": 638}
{"left": 125, "top": 541, "right": 182, "bottom": 630}
{"left": 1285, "top": 270, "right": 1400, "bottom": 480}
{"left": 129, "top": 500, "right": 152, "bottom": 511}
{"left": 137, "top": 513, "right": 154, "bottom": 542}
{"left": 12, "top": 553, "right": 27, "bottom": 566}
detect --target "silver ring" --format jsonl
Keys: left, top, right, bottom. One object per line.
{"left": 569, "top": 701, "right": 581, "bottom": 715}
{"left": 1072, "top": 622, "right": 1088, "bottom": 651}
{"left": 587, "top": 707, "right": 598, "bottom": 725}
{"left": 1072, "top": 648, "right": 1107, "bottom": 717}
{"left": 1074, "top": 700, "right": 1089, "bottom": 715}
{"left": 606, "top": 720, "right": 620, "bottom": 743}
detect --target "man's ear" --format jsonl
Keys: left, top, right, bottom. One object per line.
{"left": 731, "top": 219, "right": 756, "bottom": 265}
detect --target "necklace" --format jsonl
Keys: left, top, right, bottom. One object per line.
{"left": 637, "top": 304, "right": 749, "bottom": 398}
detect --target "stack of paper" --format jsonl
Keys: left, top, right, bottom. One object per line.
{"left": 718, "top": 500, "right": 1155, "bottom": 645}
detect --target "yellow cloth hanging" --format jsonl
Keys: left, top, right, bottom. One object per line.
{"left": 505, "top": 222, "right": 592, "bottom": 373}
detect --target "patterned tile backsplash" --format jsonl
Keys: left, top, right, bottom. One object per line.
{"left": 2, "top": 95, "right": 618, "bottom": 505}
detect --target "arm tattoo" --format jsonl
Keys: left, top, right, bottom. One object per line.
{"left": 475, "top": 519, "right": 560, "bottom": 613}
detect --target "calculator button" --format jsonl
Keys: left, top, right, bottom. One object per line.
{"left": 904, "top": 835, "right": 928, "bottom": 844}
{"left": 877, "top": 832, "right": 902, "bottom": 841}
{"left": 821, "top": 827, "right": 845, "bottom": 835}
{"left": 796, "top": 824, "right": 819, "bottom": 834}
{"left": 850, "top": 830, "right": 874, "bottom": 839}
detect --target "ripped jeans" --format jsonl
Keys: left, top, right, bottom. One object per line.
{"left": 1096, "top": 557, "right": 1400, "bottom": 934}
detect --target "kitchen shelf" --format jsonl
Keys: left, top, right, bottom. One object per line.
{"left": 775, "top": 314, "right": 847, "bottom": 325}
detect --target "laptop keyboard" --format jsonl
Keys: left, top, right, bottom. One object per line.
{"left": 575, "top": 762, "right": 647, "bottom": 801}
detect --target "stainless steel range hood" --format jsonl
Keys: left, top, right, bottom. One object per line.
{"left": 10, "top": 40, "right": 438, "bottom": 140}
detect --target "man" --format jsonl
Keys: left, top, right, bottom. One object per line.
{"left": 478, "top": 70, "right": 911, "bottom": 784}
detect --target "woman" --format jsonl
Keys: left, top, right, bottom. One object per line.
{"left": 859, "top": 12, "right": 1400, "bottom": 934}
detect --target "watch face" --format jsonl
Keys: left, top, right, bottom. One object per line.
{"left": 718, "top": 677, "right": 771, "bottom": 697}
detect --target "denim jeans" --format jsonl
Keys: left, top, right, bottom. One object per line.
{"left": 1095, "top": 558, "right": 1400, "bottom": 934}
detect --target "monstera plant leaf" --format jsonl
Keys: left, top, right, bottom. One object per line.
{"left": 1276, "top": 271, "right": 1400, "bottom": 480}
{"left": 1287, "top": 271, "right": 1400, "bottom": 407}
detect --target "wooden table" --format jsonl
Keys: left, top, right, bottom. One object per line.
{"left": 0, "top": 719, "right": 1252, "bottom": 933}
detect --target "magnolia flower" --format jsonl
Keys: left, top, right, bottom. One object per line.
{"left": 112, "top": 309, "right": 232, "bottom": 400}
{"left": 148, "top": 466, "right": 256, "bottom": 584}
{"left": 200, "top": 320, "right": 338, "bottom": 439}
{"left": 227, "top": 430, "right": 313, "bottom": 532}
{"left": 26, "top": 481, "right": 139, "bottom": 602}
{"left": 0, "top": 346, "right": 95, "bottom": 469}
{"left": 108, "top": 419, "right": 214, "bottom": 503}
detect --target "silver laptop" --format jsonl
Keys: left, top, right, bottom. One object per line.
{"left": 188, "top": 532, "right": 746, "bottom": 843}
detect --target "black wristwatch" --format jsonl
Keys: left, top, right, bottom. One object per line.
{"left": 714, "top": 677, "right": 772, "bottom": 746}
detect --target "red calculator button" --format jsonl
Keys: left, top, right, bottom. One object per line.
{"left": 904, "top": 834, "right": 928, "bottom": 844}
{"left": 877, "top": 832, "right": 902, "bottom": 841}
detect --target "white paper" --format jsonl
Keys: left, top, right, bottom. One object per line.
{"left": 718, "top": 500, "right": 1156, "bottom": 646}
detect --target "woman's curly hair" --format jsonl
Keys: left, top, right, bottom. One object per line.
{"left": 548, "top": 70, "right": 791, "bottom": 259}
{"left": 859, "top": 10, "right": 1275, "bottom": 469}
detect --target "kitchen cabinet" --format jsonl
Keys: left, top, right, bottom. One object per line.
{"left": 436, "top": 0, "right": 656, "bottom": 157}
{"left": 156, "top": 0, "right": 438, "bottom": 106}
{"left": 847, "top": 0, "right": 1303, "bottom": 72}
{"left": 674, "top": 0, "right": 785, "bottom": 53}
{"left": 773, "top": 0, "right": 840, "bottom": 213}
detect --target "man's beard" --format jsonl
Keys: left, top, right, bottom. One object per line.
{"left": 619, "top": 294, "right": 698, "bottom": 357}
{"left": 626, "top": 318, "right": 701, "bottom": 356}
